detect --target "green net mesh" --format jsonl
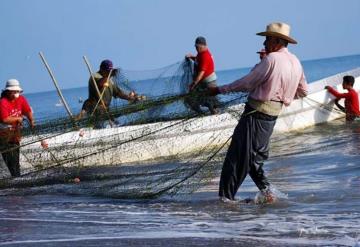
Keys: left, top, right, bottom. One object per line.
{"left": 0, "top": 59, "right": 248, "bottom": 198}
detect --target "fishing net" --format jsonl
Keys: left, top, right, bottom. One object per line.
{"left": 2, "top": 59, "right": 359, "bottom": 198}
{"left": 0, "top": 59, "right": 248, "bottom": 198}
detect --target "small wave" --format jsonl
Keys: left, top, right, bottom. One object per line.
{"left": 254, "top": 186, "right": 288, "bottom": 204}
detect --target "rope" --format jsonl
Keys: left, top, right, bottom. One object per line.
{"left": 303, "top": 96, "right": 345, "bottom": 115}
{"left": 150, "top": 105, "right": 256, "bottom": 198}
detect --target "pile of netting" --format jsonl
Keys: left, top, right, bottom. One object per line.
{"left": 0, "top": 59, "right": 249, "bottom": 198}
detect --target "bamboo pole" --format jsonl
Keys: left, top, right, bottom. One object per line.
{"left": 83, "top": 56, "right": 106, "bottom": 115}
{"left": 39, "top": 52, "right": 74, "bottom": 119}
{"left": 90, "top": 70, "right": 112, "bottom": 116}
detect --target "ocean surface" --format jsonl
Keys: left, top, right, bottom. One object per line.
{"left": 0, "top": 55, "right": 360, "bottom": 246}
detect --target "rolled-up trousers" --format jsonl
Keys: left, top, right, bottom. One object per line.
{"left": 219, "top": 104, "right": 277, "bottom": 200}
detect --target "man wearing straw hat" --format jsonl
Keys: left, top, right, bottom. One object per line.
{"left": 0, "top": 79, "right": 34, "bottom": 177}
{"left": 209, "top": 22, "right": 308, "bottom": 202}
{"left": 257, "top": 48, "right": 267, "bottom": 60}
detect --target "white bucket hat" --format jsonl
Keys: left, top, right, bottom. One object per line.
{"left": 4, "top": 79, "right": 23, "bottom": 92}
{"left": 256, "top": 22, "right": 297, "bottom": 44}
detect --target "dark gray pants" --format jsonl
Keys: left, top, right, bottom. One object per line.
{"left": 219, "top": 105, "right": 277, "bottom": 200}
{"left": 1, "top": 142, "right": 20, "bottom": 177}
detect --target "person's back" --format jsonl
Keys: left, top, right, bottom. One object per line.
{"left": 344, "top": 88, "right": 360, "bottom": 117}
{"left": 196, "top": 49, "right": 215, "bottom": 80}
{"left": 250, "top": 47, "right": 305, "bottom": 106}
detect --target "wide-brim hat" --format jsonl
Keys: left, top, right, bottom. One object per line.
{"left": 256, "top": 22, "right": 297, "bottom": 44}
{"left": 4, "top": 79, "right": 23, "bottom": 92}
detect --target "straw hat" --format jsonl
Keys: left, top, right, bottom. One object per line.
{"left": 4, "top": 79, "right": 23, "bottom": 92}
{"left": 256, "top": 22, "right": 297, "bottom": 44}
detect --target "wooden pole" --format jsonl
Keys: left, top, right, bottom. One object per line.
{"left": 39, "top": 52, "right": 74, "bottom": 119}
{"left": 83, "top": 56, "right": 105, "bottom": 110}
{"left": 90, "top": 70, "right": 113, "bottom": 116}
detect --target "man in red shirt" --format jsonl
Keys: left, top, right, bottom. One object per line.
{"left": 0, "top": 79, "right": 34, "bottom": 177}
{"left": 325, "top": 75, "right": 360, "bottom": 122}
{"left": 185, "top": 36, "right": 219, "bottom": 114}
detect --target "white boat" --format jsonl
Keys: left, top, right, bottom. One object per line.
{"left": 19, "top": 68, "right": 360, "bottom": 172}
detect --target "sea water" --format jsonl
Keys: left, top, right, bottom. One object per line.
{"left": 0, "top": 55, "right": 360, "bottom": 246}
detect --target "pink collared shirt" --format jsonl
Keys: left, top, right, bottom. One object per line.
{"left": 219, "top": 48, "right": 308, "bottom": 106}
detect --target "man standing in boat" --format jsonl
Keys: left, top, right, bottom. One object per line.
{"left": 185, "top": 36, "right": 220, "bottom": 114}
{"left": 79, "top": 59, "right": 136, "bottom": 126}
{"left": 209, "top": 22, "right": 308, "bottom": 202}
{"left": 0, "top": 79, "right": 34, "bottom": 177}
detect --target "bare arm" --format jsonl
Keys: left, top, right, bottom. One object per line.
{"left": 2, "top": 116, "right": 23, "bottom": 126}
{"left": 326, "top": 86, "right": 349, "bottom": 99}
{"left": 115, "top": 90, "right": 133, "bottom": 101}
{"left": 185, "top": 53, "right": 196, "bottom": 61}
{"left": 24, "top": 111, "right": 35, "bottom": 128}
{"left": 295, "top": 71, "right": 308, "bottom": 99}
{"left": 112, "top": 82, "right": 134, "bottom": 101}
{"left": 334, "top": 99, "right": 346, "bottom": 113}
{"left": 189, "top": 71, "right": 205, "bottom": 90}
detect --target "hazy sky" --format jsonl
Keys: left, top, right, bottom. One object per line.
{"left": 1, "top": 0, "right": 359, "bottom": 93}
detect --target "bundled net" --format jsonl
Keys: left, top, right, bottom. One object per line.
{"left": 0, "top": 59, "right": 249, "bottom": 198}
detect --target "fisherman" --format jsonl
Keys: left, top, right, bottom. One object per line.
{"left": 257, "top": 48, "right": 267, "bottom": 60}
{"left": 325, "top": 75, "right": 360, "bottom": 121}
{"left": 185, "top": 36, "right": 220, "bottom": 114}
{"left": 78, "top": 59, "right": 137, "bottom": 126}
{"left": 209, "top": 22, "right": 308, "bottom": 202}
{"left": 251, "top": 49, "right": 267, "bottom": 72}
{"left": 0, "top": 79, "right": 34, "bottom": 177}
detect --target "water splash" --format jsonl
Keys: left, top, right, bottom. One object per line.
{"left": 254, "top": 186, "right": 288, "bottom": 204}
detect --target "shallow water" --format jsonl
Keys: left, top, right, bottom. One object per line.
{"left": 0, "top": 119, "right": 359, "bottom": 246}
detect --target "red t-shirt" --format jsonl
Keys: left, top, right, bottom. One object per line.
{"left": 328, "top": 87, "right": 360, "bottom": 117}
{"left": 196, "top": 49, "right": 215, "bottom": 79}
{"left": 0, "top": 95, "right": 31, "bottom": 127}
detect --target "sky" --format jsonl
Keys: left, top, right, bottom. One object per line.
{"left": 0, "top": 0, "right": 359, "bottom": 93}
